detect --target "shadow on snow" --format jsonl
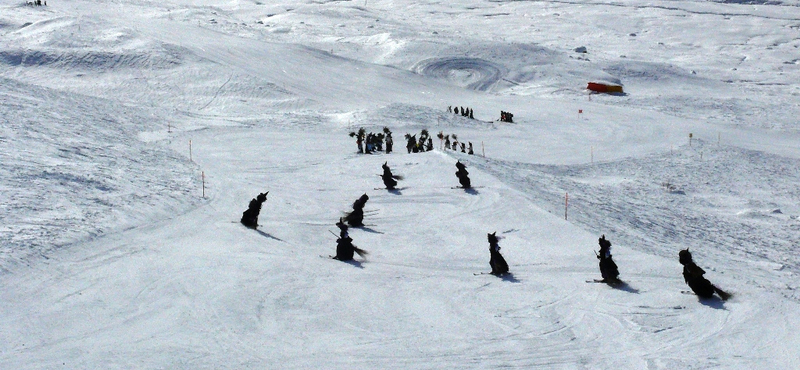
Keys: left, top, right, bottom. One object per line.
{"left": 255, "top": 229, "right": 284, "bottom": 242}
{"left": 339, "top": 259, "right": 365, "bottom": 269}
{"left": 611, "top": 281, "right": 640, "bottom": 294}
{"left": 354, "top": 226, "right": 383, "bottom": 234}
{"left": 497, "top": 272, "right": 520, "bottom": 283}
{"left": 698, "top": 296, "right": 727, "bottom": 310}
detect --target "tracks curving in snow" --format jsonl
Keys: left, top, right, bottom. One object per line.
{"left": 413, "top": 57, "right": 507, "bottom": 91}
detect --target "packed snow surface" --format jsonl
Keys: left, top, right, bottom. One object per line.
{"left": 2, "top": 0, "right": 800, "bottom": 368}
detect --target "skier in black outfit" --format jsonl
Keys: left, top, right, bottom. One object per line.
{"left": 596, "top": 235, "right": 621, "bottom": 284}
{"left": 455, "top": 161, "right": 471, "bottom": 189}
{"left": 240, "top": 191, "right": 268, "bottom": 228}
{"left": 488, "top": 232, "right": 509, "bottom": 275}
{"left": 679, "top": 249, "right": 731, "bottom": 300}
{"left": 345, "top": 193, "right": 369, "bottom": 227}
{"left": 333, "top": 218, "right": 368, "bottom": 261}
{"left": 380, "top": 162, "right": 403, "bottom": 190}
{"left": 406, "top": 134, "right": 416, "bottom": 153}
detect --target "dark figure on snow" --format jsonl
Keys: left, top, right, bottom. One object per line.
{"left": 468, "top": 142, "right": 474, "bottom": 155}
{"left": 679, "top": 249, "right": 731, "bottom": 300}
{"left": 350, "top": 128, "right": 365, "bottom": 154}
{"left": 455, "top": 161, "right": 471, "bottom": 189}
{"left": 597, "top": 235, "right": 621, "bottom": 284}
{"left": 426, "top": 137, "right": 433, "bottom": 151}
{"left": 366, "top": 133, "right": 375, "bottom": 153}
{"left": 381, "top": 162, "right": 402, "bottom": 190}
{"left": 240, "top": 191, "right": 268, "bottom": 228}
{"left": 488, "top": 232, "right": 509, "bottom": 275}
{"left": 334, "top": 218, "right": 368, "bottom": 261}
{"left": 406, "top": 134, "right": 416, "bottom": 153}
{"left": 345, "top": 193, "right": 369, "bottom": 227}
{"left": 385, "top": 132, "right": 393, "bottom": 153}
{"left": 469, "top": 108, "right": 474, "bottom": 119}
{"left": 460, "top": 142, "right": 466, "bottom": 153}
{"left": 444, "top": 135, "right": 451, "bottom": 150}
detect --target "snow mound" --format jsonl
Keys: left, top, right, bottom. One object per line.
{"left": 0, "top": 78, "right": 200, "bottom": 272}
{"left": 2, "top": 16, "right": 189, "bottom": 71}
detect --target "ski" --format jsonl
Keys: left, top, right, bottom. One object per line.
{"left": 475, "top": 272, "right": 507, "bottom": 276}
{"left": 586, "top": 278, "right": 623, "bottom": 284}
{"left": 451, "top": 186, "right": 484, "bottom": 189}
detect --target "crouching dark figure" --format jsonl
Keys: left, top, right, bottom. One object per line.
{"left": 488, "top": 232, "right": 509, "bottom": 275}
{"left": 381, "top": 162, "right": 399, "bottom": 190}
{"left": 679, "top": 249, "right": 731, "bottom": 300}
{"left": 240, "top": 192, "right": 268, "bottom": 228}
{"left": 455, "top": 161, "right": 471, "bottom": 189}
{"left": 345, "top": 193, "right": 369, "bottom": 227}
{"left": 597, "top": 235, "right": 621, "bottom": 284}
{"left": 334, "top": 218, "right": 368, "bottom": 261}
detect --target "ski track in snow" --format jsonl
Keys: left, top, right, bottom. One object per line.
{"left": 2, "top": 0, "right": 800, "bottom": 368}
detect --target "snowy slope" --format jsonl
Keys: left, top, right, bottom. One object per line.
{"left": 2, "top": 0, "right": 800, "bottom": 368}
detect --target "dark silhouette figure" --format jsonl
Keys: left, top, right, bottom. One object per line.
{"left": 679, "top": 249, "right": 731, "bottom": 300}
{"left": 406, "top": 134, "right": 416, "bottom": 153}
{"left": 380, "top": 162, "right": 402, "bottom": 190}
{"left": 455, "top": 161, "right": 471, "bottom": 189}
{"left": 468, "top": 142, "right": 474, "bottom": 155}
{"left": 488, "top": 232, "right": 509, "bottom": 275}
{"left": 240, "top": 192, "right": 268, "bottom": 228}
{"left": 385, "top": 132, "right": 393, "bottom": 153}
{"left": 597, "top": 235, "right": 621, "bottom": 284}
{"left": 334, "top": 218, "right": 368, "bottom": 261}
{"left": 345, "top": 193, "right": 369, "bottom": 227}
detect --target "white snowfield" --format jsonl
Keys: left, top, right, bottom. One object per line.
{"left": 2, "top": 0, "right": 800, "bottom": 368}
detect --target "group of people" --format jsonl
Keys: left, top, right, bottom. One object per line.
{"left": 247, "top": 122, "right": 732, "bottom": 302}
{"left": 239, "top": 164, "right": 731, "bottom": 302}
{"left": 351, "top": 127, "right": 393, "bottom": 154}
{"left": 596, "top": 235, "right": 731, "bottom": 301}
{"left": 350, "top": 127, "right": 480, "bottom": 157}
{"left": 27, "top": 0, "right": 46, "bottom": 5}
{"left": 499, "top": 111, "right": 514, "bottom": 123}
{"left": 438, "top": 132, "right": 475, "bottom": 155}
{"left": 448, "top": 106, "right": 475, "bottom": 120}
{"left": 405, "top": 129, "right": 434, "bottom": 153}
